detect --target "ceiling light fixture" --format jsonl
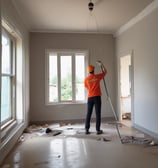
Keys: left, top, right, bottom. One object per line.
{"left": 87, "top": 0, "right": 99, "bottom": 33}
{"left": 88, "top": 0, "right": 94, "bottom": 11}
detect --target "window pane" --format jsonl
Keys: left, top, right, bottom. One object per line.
{"left": 75, "top": 55, "right": 85, "bottom": 101}
{"left": 60, "top": 56, "right": 72, "bottom": 101}
{"left": 2, "top": 33, "right": 11, "bottom": 74}
{"left": 49, "top": 55, "right": 58, "bottom": 102}
{"left": 1, "top": 76, "right": 11, "bottom": 122}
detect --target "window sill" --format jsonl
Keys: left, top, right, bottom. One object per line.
{"left": 46, "top": 101, "right": 87, "bottom": 106}
{"left": 1, "top": 119, "right": 23, "bottom": 142}
{"left": 1, "top": 119, "right": 16, "bottom": 130}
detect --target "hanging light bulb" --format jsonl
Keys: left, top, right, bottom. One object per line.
{"left": 87, "top": 0, "right": 100, "bottom": 33}
{"left": 88, "top": 0, "right": 94, "bottom": 11}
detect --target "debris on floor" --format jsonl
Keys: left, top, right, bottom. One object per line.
{"left": 122, "top": 113, "right": 131, "bottom": 120}
{"left": 24, "top": 124, "right": 46, "bottom": 133}
{"left": 45, "top": 127, "right": 52, "bottom": 133}
{"left": 106, "top": 122, "right": 123, "bottom": 128}
{"left": 18, "top": 124, "right": 65, "bottom": 142}
{"left": 67, "top": 127, "right": 74, "bottom": 130}
{"left": 18, "top": 135, "right": 25, "bottom": 143}
{"left": 145, "top": 140, "right": 158, "bottom": 147}
{"left": 45, "top": 127, "right": 62, "bottom": 136}
{"left": 121, "top": 136, "right": 152, "bottom": 145}
{"left": 149, "top": 140, "right": 157, "bottom": 146}
{"left": 97, "top": 137, "right": 111, "bottom": 142}
{"left": 18, "top": 123, "right": 158, "bottom": 147}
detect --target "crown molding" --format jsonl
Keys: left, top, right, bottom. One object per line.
{"left": 11, "top": 0, "right": 31, "bottom": 30}
{"left": 115, "top": 0, "right": 158, "bottom": 37}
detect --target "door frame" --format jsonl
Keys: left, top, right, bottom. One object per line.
{"left": 117, "top": 50, "right": 134, "bottom": 126}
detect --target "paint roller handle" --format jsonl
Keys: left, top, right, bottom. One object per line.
{"left": 96, "top": 60, "right": 108, "bottom": 96}
{"left": 96, "top": 60, "right": 107, "bottom": 73}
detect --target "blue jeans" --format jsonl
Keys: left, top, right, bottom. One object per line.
{"left": 85, "top": 96, "right": 102, "bottom": 131}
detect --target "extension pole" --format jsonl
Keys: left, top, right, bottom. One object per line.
{"left": 102, "top": 77, "right": 122, "bottom": 142}
{"left": 97, "top": 61, "right": 123, "bottom": 143}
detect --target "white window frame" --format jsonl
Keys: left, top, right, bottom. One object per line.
{"left": 1, "top": 20, "right": 24, "bottom": 135}
{"left": 1, "top": 27, "right": 16, "bottom": 127}
{"left": 45, "top": 49, "right": 89, "bottom": 105}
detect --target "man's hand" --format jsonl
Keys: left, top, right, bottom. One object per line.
{"left": 96, "top": 60, "right": 102, "bottom": 66}
{"left": 96, "top": 60, "right": 107, "bottom": 73}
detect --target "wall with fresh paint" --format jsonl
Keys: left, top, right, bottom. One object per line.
{"left": 30, "top": 33, "right": 116, "bottom": 122}
{"left": 116, "top": 5, "right": 158, "bottom": 137}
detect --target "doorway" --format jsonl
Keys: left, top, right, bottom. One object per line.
{"left": 120, "top": 54, "right": 133, "bottom": 126}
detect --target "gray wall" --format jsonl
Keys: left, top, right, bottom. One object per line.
{"left": 116, "top": 6, "right": 158, "bottom": 137}
{"left": 30, "top": 33, "right": 116, "bottom": 122}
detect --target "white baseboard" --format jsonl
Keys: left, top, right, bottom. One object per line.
{"left": 134, "top": 123, "right": 158, "bottom": 139}
{"left": 0, "top": 122, "right": 25, "bottom": 165}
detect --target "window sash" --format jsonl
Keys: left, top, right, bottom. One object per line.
{"left": 1, "top": 28, "right": 16, "bottom": 125}
{"left": 60, "top": 55, "right": 72, "bottom": 102}
{"left": 46, "top": 50, "right": 88, "bottom": 104}
{"left": 75, "top": 55, "right": 85, "bottom": 101}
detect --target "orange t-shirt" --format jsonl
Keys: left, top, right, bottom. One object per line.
{"left": 84, "top": 72, "right": 106, "bottom": 98}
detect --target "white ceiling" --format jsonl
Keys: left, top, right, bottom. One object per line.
{"left": 12, "top": 0, "right": 154, "bottom": 34}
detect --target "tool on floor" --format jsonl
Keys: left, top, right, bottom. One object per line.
{"left": 96, "top": 60, "right": 123, "bottom": 144}
{"left": 45, "top": 127, "right": 62, "bottom": 136}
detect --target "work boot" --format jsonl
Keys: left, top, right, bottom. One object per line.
{"left": 85, "top": 129, "right": 90, "bottom": 135}
{"left": 97, "top": 130, "right": 103, "bottom": 135}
